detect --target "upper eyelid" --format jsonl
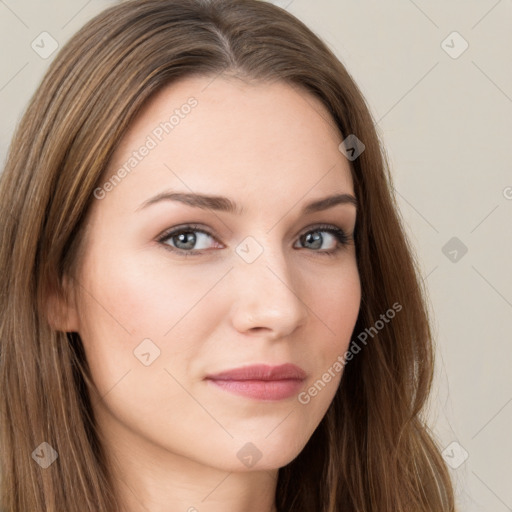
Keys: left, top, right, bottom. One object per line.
{"left": 157, "top": 224, "right": 215, "bottom": 242}
{"left": 158, "top": 222, "right": 346, "bottom": 235}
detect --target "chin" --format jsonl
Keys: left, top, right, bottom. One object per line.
{"left": 230, "top": 431, "right": 312, "bottom": 473}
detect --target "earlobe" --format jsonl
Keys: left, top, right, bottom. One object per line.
{"left": 45, "top": 275, "right": 80, "bottom": 333}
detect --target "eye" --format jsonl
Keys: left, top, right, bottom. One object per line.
{"left": 157, "top": 223, "right": 352, "bottom": 257}
{"left": 294, "top": 224, "right": 351, "bottom": 256}
{"left": 157, "top": 224, "right": 220, "bottom": 255}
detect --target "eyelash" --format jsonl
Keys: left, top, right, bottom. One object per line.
{"left": 156, "top": 223, "right": 352, "bottom": 258}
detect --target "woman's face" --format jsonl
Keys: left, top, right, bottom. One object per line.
{"left": 71, "top": 75, "right": 361, "bottom": 473}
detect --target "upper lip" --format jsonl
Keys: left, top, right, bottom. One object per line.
{"left": 205, "top": 363, "right": 307, "bottom": 381}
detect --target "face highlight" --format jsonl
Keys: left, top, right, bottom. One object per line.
{"left": 72, "top": 75, "right": 361, "bottom": 478}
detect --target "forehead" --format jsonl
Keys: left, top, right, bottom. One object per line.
{"left": 101, "top": 75, "right": 354, "bottom": 212}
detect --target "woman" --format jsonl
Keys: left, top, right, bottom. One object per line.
{"left": 0, "top": 0, "right": 456, "bottom": 510}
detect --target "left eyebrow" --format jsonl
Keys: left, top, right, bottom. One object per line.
{"left": 136, "top": 190, "right": 358, "bottom": 215}
{"left": 302, "top": 193, "right": 358, "bottom": 214}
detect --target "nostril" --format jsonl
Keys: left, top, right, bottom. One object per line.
{"left": 249, "top": 327, "right": 269, "bottom": 333}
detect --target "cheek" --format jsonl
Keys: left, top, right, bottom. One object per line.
{"left": 80, "top": 241, "right": 216, "bottom": 334}
{"left": 299, "top": 261, "right": 361, "bottom": 404}
{"left": 75, "top": 243, "right": 228, "bottom": 391}
{"left": 307, "top": 257, "right": 361, "bottom": 349}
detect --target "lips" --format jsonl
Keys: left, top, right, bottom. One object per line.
{"left": 204, "top": 364, "right": 307, "bottom": 401}
{"left": 206, "top": 363, "right": 307, "bottom": 381}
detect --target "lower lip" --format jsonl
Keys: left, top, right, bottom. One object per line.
{"left": 206, "top": 378, "right": 304, "bottom": 401}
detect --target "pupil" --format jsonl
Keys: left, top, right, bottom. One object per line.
{"left": 177, "top": 231, "right": 196, "bottom": 249}
{"left": 305, "top": 232, "right": 322, "bottom": 249}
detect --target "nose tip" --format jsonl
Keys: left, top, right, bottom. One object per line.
{"left": 229, "top": 254, "right": 308, "bottom": 339}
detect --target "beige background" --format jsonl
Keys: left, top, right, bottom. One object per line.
{"left": 1, "top": 1, "right": 511, "bottom": 510}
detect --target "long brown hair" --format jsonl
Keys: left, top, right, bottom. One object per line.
{"left": 0, "top": 0, "right": 456, "bottom": 510}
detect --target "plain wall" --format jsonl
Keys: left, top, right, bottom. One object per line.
{"left": 1, "top": 1, "right": 511, "bottom": 510}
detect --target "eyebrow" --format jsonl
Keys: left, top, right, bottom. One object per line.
{"left": 136, "top": 190, "right": 358, "bottom": 215}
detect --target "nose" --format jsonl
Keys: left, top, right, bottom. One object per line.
{"left": 229, "top": 241, "right": 308, "bottom": 339}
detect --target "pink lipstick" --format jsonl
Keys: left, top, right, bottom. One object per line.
{"left": 205, "top": 363, "right": 306, "bottom": 401}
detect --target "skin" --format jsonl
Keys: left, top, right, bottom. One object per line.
{"left": 55, "top": 75, "right": 361, "bottom": 512}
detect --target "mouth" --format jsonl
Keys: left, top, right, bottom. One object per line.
{"left": 204, "top": 363, "right": 307, "bottom": 401}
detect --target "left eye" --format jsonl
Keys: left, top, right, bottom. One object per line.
{"left": 157, "top": 224, "right": 349, "bottom": 256}
{"left": 296, "top": 228, "right": 347, "bottom": 252}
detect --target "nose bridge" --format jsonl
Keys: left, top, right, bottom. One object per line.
{"left": 230, "top": 233, "right": 307, "bottom": 335}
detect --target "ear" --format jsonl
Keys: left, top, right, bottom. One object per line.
{"left": 45, "top": 274, "right": 80, "bottom": 333}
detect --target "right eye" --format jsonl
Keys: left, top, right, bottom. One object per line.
{"left": 157, "top": 224, "right": 222, "bottom": 256}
